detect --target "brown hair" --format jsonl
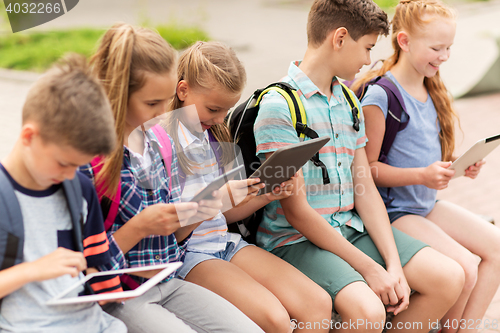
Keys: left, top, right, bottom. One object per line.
{"left": 351, "top": 0, "right": 458, "bottom": 161}
{"left": 307, "top": 0, "right": 389, "bottom": 47}
{"left": 90, "top": 22, "right": 177, "bottom": 196}
{"left": 162, "top": 41, "right": 246, "bottom": 175}
{"left": 22, "top": 53, "right": 115, "bottom": 156}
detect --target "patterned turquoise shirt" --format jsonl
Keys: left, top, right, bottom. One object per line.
{"left": 254, "top": 61, "right": 368, "bottom": 251}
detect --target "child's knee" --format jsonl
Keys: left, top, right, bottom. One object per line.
{"left": 262, "top": 305, "right": 292, "bottom": 333}
{"left": 299, "top": 286, "right": 333, "bottom": 320}
{"left": 338, "top": 296, "right": 386, "bottom": 330}
{"left": 425, "top": 257, "right": 465, "bottom": 304}
{"left": 459, "top": 254, "right": 479, "bottom": 293}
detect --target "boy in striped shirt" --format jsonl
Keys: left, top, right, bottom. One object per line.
{"left": 254, "top": 0, "right": 465, "bottom": 328}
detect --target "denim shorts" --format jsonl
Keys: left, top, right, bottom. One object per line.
{"left": 388, "top": 211, "right": 417, "bottom": 223}
{"left": 177, "top": 239, "right": 253, "bottom": 279}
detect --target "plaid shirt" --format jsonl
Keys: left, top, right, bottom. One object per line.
{"left": 81, "top": 131, "right": 188, "bottom": 284}
{"left": 254, "top": 61, "right": 368, "bottom": 251}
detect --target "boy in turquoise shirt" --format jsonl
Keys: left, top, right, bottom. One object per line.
{"left": 254, "top": 0, "right": 465, "bottom": 329}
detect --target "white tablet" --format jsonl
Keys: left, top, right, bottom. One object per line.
{"left": 450, "top": 134, "right": 500, "bottom": 179}
{"left": 46, "top": 262, "right": 182, "bottom": 306}
{"left": 250, "top": 136, "right": 330, "bottom": 194}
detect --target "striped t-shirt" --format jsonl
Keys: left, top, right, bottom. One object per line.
{"left": 177, "top": 121, "right": 241, "bottom": 254}
{"left": 254, "top": 61, "right": 368, "bottom": 251}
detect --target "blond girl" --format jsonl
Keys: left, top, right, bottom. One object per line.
{"left": 161, "top": 41, "right": 333, "bottom": 333}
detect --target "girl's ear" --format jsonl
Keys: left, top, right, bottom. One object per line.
{"left": 332, "top": 27, "right": 348, "bottom": 50}
{"left": 397, "top": 31, "right": 410, "bottom": 52}
{"left": 176, "top": 80, "right": 189, "bottom": 102}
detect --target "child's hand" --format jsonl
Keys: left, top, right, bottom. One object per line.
{"left": 222, "top": 179, "right": 264, "bottom": 211}
{"left": 363, "top": 265, "right": 409, "bottom": 315}
{"left": 139, "top": 202, "right": 198, "bottom": 236}
{"left": 464, "top": 160, "right": 485, "bottom": 179}
{"left": 420, "top": 161, "right": 455, "bottom": 190}
{"left": 183, "top": 190, "right": 223, "bottom": 226}
{"left": 29, "top": 247, "right": 87, "bottom": 281}
{"left": 385, "top": 266, "right": 411, "bottom": 315}
{"left": 263, "top": 172, "right": 297, "bottom": 202}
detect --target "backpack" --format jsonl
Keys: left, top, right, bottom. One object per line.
{"left": 350, "top": 75, "right": 409, "bottom": 164}
{"left": 0, "top": 168, "right": 85, "bottom": 305}
{"left": 348, "top": 75, "right": 409, "bottom": 206}
{"left": 225, "top": 81, "right": 361, "bottom": 244}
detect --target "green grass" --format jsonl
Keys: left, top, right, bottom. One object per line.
{"left": 0, "top": 25, "right": 209, "bottom": 72}
{"left": 373, "top": 0, "right": 399, "bottom": 10}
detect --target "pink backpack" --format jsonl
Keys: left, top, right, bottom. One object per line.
{"left": 91, "top": 124, "right": 173, "bottom": 289}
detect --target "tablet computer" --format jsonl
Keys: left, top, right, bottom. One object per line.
{"left": 450, "top": 133, "right": 500, "bottom": 179}
{"left": 46, "top": 262, "right": 182, "bottom": 306}
{"left": 189, "top": 164, "right": 245, "bottom": 203}
{"left": 250, "top": 136, "right": 330, "bottom": 194}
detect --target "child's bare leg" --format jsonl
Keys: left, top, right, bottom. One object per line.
{"left": 394, "top": 215, "right": 475, "bottom": 331}
{"left": 184, "top": 258, "right": 292, "bottom": 333}
{"left": 426, "top": 201, "right": 500, "bottom": 333}
{"left": 230, "top": 246, "right": 333, "bottom": 333}
{"left": 388, "top": 247, "right": 464, "bottom": 333}
{"left": 334, "top": 281, "right": 387, "bottom": 333}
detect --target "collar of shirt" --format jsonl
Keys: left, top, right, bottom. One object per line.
{"left": 178, "top": 120, "right": 209, "bottom": 150}
{"left": 288, "top": 60, "right": 342, "bottom": 105}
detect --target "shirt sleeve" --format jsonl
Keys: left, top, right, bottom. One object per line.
{"left": 254, "top": 90, "right": 301, "bottom": 159}
{"left": 361, "top": 84, "right": 389, "bottom": 118}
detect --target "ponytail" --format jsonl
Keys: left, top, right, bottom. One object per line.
{"left": 90, "top": 23, "right": 176, "bottom": 196}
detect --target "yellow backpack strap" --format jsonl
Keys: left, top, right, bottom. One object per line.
{"left": 255, "top": 84, "right": 307, "bottom": 139}
{"left": 339, "top": 82, "right": 361, "bottom": 132}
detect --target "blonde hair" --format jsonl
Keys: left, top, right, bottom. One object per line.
{"left": 23, "top": 53, "right": 116, "bottom": 156}
{"left": 90, "top": 23, "right": 177, "bottom": 196}
{"left": 307, "top": 0, "right": 389, "bottom": 47}
{"left": 162, "top": 41, "right": 246, "bottom": 175}
{"left": 352, "top": 0, "right": 458, "bottom": 161}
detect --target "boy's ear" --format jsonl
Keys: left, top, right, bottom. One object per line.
{"left": 20, "top": 124, "right": 37, "bottom": 146}
{"left": 332, "top": 27, "right": 349, "bottom": 50}
{"left": 176, "top": 80, "right": 189, "bottom": 102}
{"left": 397, "top": 31, "right": 410, "bottom": 52}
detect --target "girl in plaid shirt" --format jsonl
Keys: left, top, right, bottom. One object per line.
{"left": 81, "top": 23, "right": 264, "bottom": 333}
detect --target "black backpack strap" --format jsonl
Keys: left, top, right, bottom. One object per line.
{"left": 62, "top": 177, "right": 84, "bottom": 253}
{"left": 62, "top": 176, "right": 95, "bottom": 295}
{"left": 0, "top": 169, "right": 24, "bottom": 271}
{"left": 340, "top": 83, "right": 361, "bottom": 132}
{"left": 0, "top": 168, "right": 25, "bottom": 308}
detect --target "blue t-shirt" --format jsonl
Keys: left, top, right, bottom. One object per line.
{"left": 361, "top": 71, "right": 442, "bottom": 216}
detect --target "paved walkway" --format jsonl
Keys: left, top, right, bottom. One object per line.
{"left": 1, "top": 0, "right": 500, "bottom": 327}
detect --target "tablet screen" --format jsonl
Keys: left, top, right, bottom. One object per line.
{"left": 46, "top": 262, "right": 182, "bottom": 305}
{"left": 250, "top": 137, "right": 330, "bottom": 194}
{"left": 189, "top": 165, "right": 244, "bottom": 203}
